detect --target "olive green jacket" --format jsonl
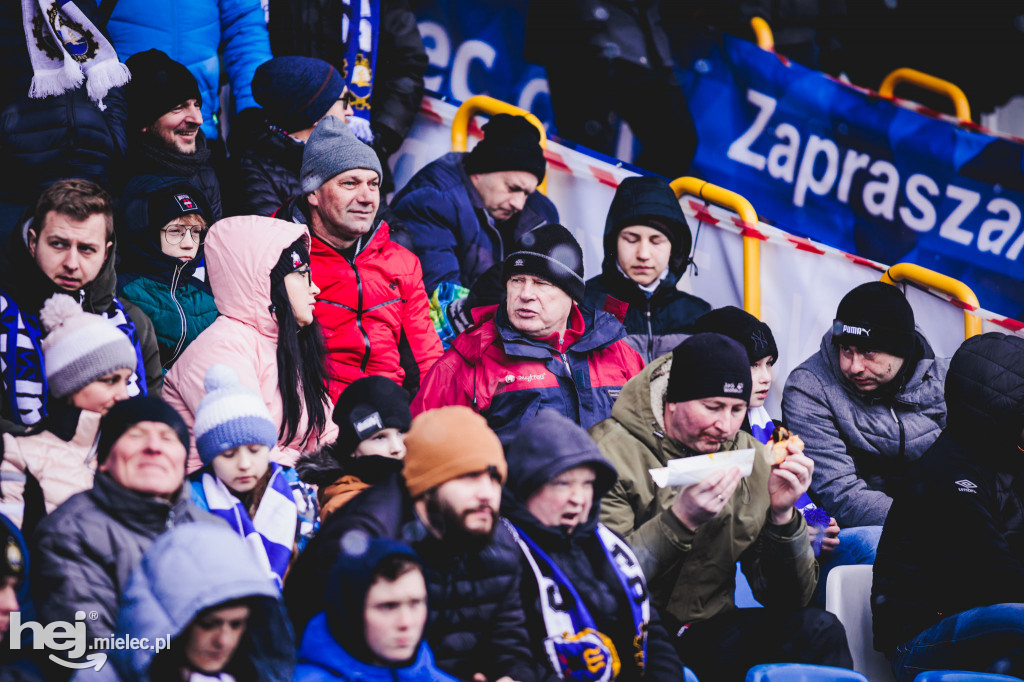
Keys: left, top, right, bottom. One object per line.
{"left": 591, "top": 353, "right": 817, "bottom": 625}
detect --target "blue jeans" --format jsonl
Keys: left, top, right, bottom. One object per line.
{"left": 813, "top": 525, "right": 881, "bottom": 607}
{"left": 893, "top": 603, "right": 1024, "bottom": 681}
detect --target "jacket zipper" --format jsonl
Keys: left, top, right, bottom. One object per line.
{"left": 166, "top": 263, "right": 188, "bottom": 367}
{"left": 166, "top": 508, "right": 176, "bottom": 530}
{"left": 559, "top": 350, "right": 582, "bottom": 419}
{"left": 349, "top": 258, "right": 373, "bottom": 372}
{"left": 890, "top": 406, "right": 905, "bottom": 459}
{"left": 645, "top": 300, "right": 654, "bottom": 360}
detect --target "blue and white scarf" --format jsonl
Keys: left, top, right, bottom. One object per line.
{"left": 340, "top": 0, "right": 379, "bottom": 144}
{"left": 199, "top": 462, "right": 297, "bottom": 588}
{"left": 506, "top": 520, "right": 650, "bottom": 681}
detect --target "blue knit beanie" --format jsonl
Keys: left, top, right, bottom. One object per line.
{"left": 194, "top": 365, "right": 278, "bottom": 465}
{"left": 253, "top": 56, "right": 346, "bottom": 132}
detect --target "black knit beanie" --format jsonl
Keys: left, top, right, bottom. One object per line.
{"left": 832, "top": 282, "right": 916, "bottom": 358}
{"left": 326, "top": 532, "right": 423, "bottom": 664}
{"left": 97, "top": 396, "right": 191, "bottom": 464}
{"left": 693, "top": 306, "right": 778, "bottom": 363}
{"left": 147, "top": 180, "right": 212, "bottom": 232}
{"left": 331, "top": 376, "right": 412, "bottom": 458}
{"left": 125, "top": 49, "right": 202, "bottom": 131}
{"left": 464, "top": 114, "right": 547, "bottom": 183}
{"left": 666, "top": 333, "right": 752, "bottom": 404}
{"left": 502, "top": 223, "right": 586, "bottom": 301}
{"left": 269, "top": 238, "right": 311, "bottom": 291}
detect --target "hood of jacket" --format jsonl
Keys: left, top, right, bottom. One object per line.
{"left": 816, "top": 328, "right": 940, "bottom": 405}
{"left": 115, "top": 174, "right": 212, "bottom": 287}
{"left": 945, "top": 332, "right": 1024, "bottom": 456}
{"left": 109, "top": 522, "right": 294, "bottom": 681}
{"left": 601, "top": 176, "right": 692, "bottom": 281}
{"left": 204, "top": 215, "right": 310, "bottom": 339}
{"left": 0, "top": 211, "right": 120, "bottom": 315}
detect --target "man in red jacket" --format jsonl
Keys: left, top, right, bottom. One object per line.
{"left": 281, "top": 115, "right": 442, "bottom": 402}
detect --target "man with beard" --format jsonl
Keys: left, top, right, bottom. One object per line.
{"left": 285, "top": 406, "right": 541, "bottom": 682}
{"left": 121, "top": 49, "right": 223, "bottom": 220}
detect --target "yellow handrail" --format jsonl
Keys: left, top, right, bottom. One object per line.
{"left": 451, "top": 95, "right": 548, "bottom": 194}
{"left": 750, "top": 17, "right": 774, "bottom": 51}
{"left": 670, "top": 177, "right": 761, "bottom": 318}
{"left": 878, "top": 68, "right": 972, "bottom": 123}
{"left": 880, "top": 263, "right": 981, "bottom": 339}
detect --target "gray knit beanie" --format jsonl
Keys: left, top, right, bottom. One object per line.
{"left": 39, "top": 294, "right": 138, "bottom": 399}
{"left": 300, "top": 115, "right": 383, "bottom": 193}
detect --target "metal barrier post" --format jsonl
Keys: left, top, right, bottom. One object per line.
{"left": 750, "top": 17, "right": 774, "bottom": 51}
{"left": 878, "top": 68, "right": 972, "bottom": 123}
{"left": 880, "top": 263, "right": 982, "bottom": 339}
{"left": 671, "top": 177, "right": 761, "bottom": 319}
{"left": 451, "top": 95, "right": 549, "bottom": 194}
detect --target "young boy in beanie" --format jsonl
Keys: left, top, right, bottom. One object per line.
{"left": 294, "top": 534, "right": 457, "bottom": 681}
{"left": 414, "top": 223, "right": 644, "bottom": 443}
{"left": 783, "top": 281, "right": 949, "bottom": 528}
{"left": 592, "top": 333, "right": 852, "bottom": 680}
{"left": 1, "top": 294, "right": 138, "bottom": 533}
{"left": 584, "top": 175, "right": 711, "bottom": 362}
{"left": 297, "top": 376, "right": 412, "bottom": 520}
{"left": 188, "top": 364, "right": 318, "bottom": 587}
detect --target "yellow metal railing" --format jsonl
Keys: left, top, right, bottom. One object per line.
{"left": 878, "top": 68, "right": 972, "bottom": 123}
{"left": 451, "top": 95, "right": 548, "bottom": 194}
{"left": 880, "top": 263, "right": 981, "bottom": 339}
{"left": 670, "top": 177, "right": 761, "bottom": 318}
{"left": 750, "top": 17, "right": 774, "bottom": 51}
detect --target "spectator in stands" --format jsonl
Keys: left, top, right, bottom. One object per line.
{"left": 188, "top": 365, "right": 319, "bottom": 587}
{"left": 782, "top": 282, "right": 949, "bottom": 528}
{"left": 694, "top": 306, "right": 880, "bottom": 607}
{"left": 106, "top": 0, "right": 272, "bottom": 149}
{"left": 0, "top": 513, "right": 40, "bottom": 679}
{"left": 390, "top": 114, "right": 559, "bottom": 304}
{"left": 31, "top": 396, "right": 219, "bottom": 656}
{"left": 285, "top": 406, "right": 542, "bottom": 682}
{"left": 0, "top": 0, "right": 129, "bottom": 242}
{"left": 297, "top": 376, "right": 411, "bottom": 521}
{"left": 503, "top": 410, "right": 683, "bottom": 681}
{"left": 0, "top": 179, "right": 160, "bottom": 433}
{"left": 267, "top": 0, "right": 428, "bottom": 197}
{"left": 872, "top": 332, "right": 1024, "bottom": 681}
{"left": 592, "top": 333, "right": 852, "bottom": 680}
{"left": 121, "top": 50, "right": 223, "bottom": 220}
{"left": 1, "top": 295, "right": 137, "bottom": 534}
{"left": 104, "top": 523, "right": 294, "bottom": 681}
{"left": 280, "top": 116, "right": 442, "bottom": 402}
{"left": 163, "top": 216, "right": 337, "bottom": 470}
{"left": 233, "top": 55, "right": 354, "bottom": 216}
{"left": 294, "top": 536, "right": 457, "bottom": 681}
{"left": 583, "top": 176, "right": 710, "bottom": 362}
{"left": 414, "top": 223, "right": 644, "bottom": 443}
{"left": 115, "top": 176, "right": 218, "bottom": 370}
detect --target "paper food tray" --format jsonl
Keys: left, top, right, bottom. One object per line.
{"left": 649, "top": 448, "right": 755, "bottom": 488}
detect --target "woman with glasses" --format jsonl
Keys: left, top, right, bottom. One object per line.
{"left": 116, "top": 176, "right": 218, "bottom": 370}
{"left": 163, "top": 215, "right": 338, "bottom": 472}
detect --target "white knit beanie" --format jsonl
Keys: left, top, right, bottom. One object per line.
{"left": 194, "top": 364, "right": 279, "bottom": 465}
{"left": 39, "top": 294, "right": 138, "bottom": 399}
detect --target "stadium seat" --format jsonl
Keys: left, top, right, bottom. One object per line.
{"left": 824, "top": 564, "right": 896, "bottom": 682}
{"left": 913, "top": 672, "right": 1023, "bottom": 681}
{"left": 745, "top": 663, "right": 869, "bottom": 681}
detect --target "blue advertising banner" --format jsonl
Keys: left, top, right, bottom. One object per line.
{"left": 678, "top": 34, "right": 1024, "bottom": 318}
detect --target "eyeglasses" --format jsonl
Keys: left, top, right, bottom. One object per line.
{"left": 162, "top": 224, "right": 203, "bottom": 244}
{"left": 339, "top": 89, "right": 355, "bottom": 109}
{"left": 291, "top": 266, "right": 313, "bottom": 287}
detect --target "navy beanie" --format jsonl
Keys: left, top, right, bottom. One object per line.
{"left": 502, "top": 223, "right": 586, "bottom": 301}
{"left": 125, "top": 49, "right": 201, "bottom": 131}
{"left": 253, "top": 56, "right": 346, "bottom": 132}
{"left": 464, "top": 114, "right": 547, "bottom": 183}
{"left": 326, "top": 532, "right": 423, "bottom": 663}
{"left": 146, "top": 179, "right": 212, "bottom": 232}
{"left": 97, "top": 396, "right": 191, "bottom": 464}
{"left": 331, "top": 376, "right": 413, "bottom": 458}
{"left": 693, "top": 306, "right": 778, "bottom": 364}
{"left": 666, "top": 333, "right": 752, "bottom": 404}
{"left": 832, "top": 282, "right": 916, "bottom": 358}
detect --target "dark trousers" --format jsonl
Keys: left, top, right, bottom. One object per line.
{"left": 671, "top": 607, "right": 854, "bottom": 681}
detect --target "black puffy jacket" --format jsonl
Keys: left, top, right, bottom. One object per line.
{"left": 582, "top": 176, "right": 710, "bottom": 363}
{"left": 284, "top": 474, "right": 544, "bottom": 682}
{"left": 232, "top": 125, "right": 303, "bottom": 217}
{"left": 119, "top": 132, "right": 223, "bottom": 221}
{"left": 872, "top": 333, "right": 1024, "bottom": 654}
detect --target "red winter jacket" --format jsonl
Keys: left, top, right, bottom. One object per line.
{"left": 311, "top": 221, "right": 443, "bottom": 403}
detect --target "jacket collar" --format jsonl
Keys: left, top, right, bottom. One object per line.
{"left": 88, "top": 472, "right": 188, "bottom": 535}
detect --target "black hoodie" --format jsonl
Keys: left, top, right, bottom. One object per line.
{"left": 502, "top": 410, "right": 682, "bottom": 681}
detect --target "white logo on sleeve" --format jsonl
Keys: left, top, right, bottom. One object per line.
{"left": 955, "top": 479, "right": 978, "bottom": 493}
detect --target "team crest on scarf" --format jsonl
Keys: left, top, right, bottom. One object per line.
{"left": 45, "top": 5, "right": 98, "bottom": 62}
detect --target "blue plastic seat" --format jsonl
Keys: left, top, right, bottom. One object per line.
{"left": 913, "top": 672, "right": 1023, "bottom": 681}
{"left": 745, "top": 663, "right": 869, "bottom": 681}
